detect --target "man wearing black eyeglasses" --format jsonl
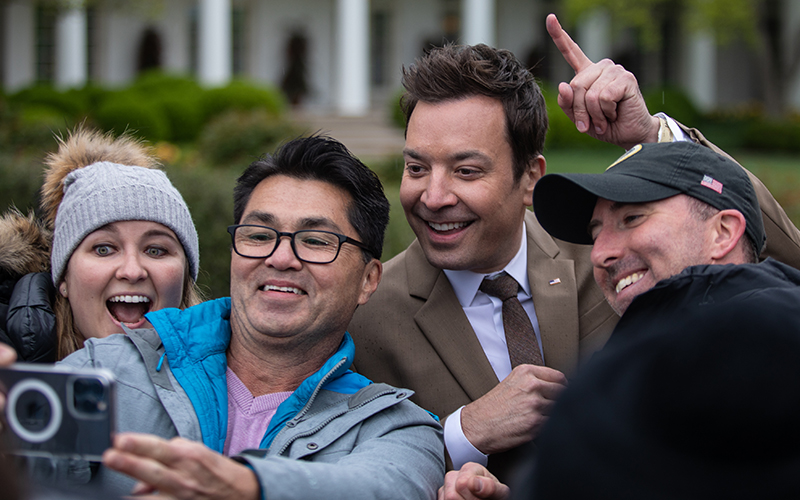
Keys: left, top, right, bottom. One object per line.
{"left": 48, "top": 135, "right": 445, "bottom": 499}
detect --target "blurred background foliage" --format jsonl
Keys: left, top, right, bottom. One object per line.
{"left": 3, "top": 72, "right": 800, "bottom": 298}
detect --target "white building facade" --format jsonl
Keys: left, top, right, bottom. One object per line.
{"left": 3, "top": 0, "right": 800, "bottom": 115}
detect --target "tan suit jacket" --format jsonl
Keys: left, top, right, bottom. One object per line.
{"left": 348, "top": 211, "right": 617, "bottom": 480}
{"left": 348, "top": 129, "right": 800, "bottom": 481}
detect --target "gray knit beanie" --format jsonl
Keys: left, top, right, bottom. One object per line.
{"left": 51, "top": 161, "right": 199, "bottom": 284}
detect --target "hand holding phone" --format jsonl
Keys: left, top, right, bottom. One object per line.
{"left": 0, "top": 363, "right": 115, "bottom": 461}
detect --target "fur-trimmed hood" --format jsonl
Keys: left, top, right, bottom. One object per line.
{"left": 0, "top": 207, "right": 52, "bottom": 279}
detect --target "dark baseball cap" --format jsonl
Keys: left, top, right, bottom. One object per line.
{"left": 533, "top": 141, "right": 766, "bottom": 253}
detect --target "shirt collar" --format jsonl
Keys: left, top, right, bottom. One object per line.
{"left": 444, "top": 221, "right": 530, "bottom": 307}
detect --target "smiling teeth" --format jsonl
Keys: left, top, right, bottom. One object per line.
{"left": 109, "top": 295, "right": 150, "bottom": 303}
{"left": 428, "top": 221, "right": 467, "bottom": 231}
{"left": 263, "top": 285, "right": 305, "bottom": 295}
{"left": 615, "top": 272, "right": 644, "bottom": 294}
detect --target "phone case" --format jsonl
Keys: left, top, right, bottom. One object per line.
{"left": 0, "top": 363, "right": 116, "bottom": 461}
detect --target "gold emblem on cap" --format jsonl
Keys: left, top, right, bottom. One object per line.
{"left": 606, "top": 144, "right": 642, "bottom": 171}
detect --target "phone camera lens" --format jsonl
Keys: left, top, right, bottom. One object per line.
{"left": 15, "top": 389, "right": 53, "bottom": 432}
{"left": 72, "top": 377, "right": 107, "bottom": 415}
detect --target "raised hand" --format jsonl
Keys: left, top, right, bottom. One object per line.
{"left": 547, "top": 13, "right": 660, "bottom": 149}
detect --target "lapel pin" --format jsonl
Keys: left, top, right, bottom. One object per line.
{"left": 549, "top": 278, "right": 561, "bottom": 286}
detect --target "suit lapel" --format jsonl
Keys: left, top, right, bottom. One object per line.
{"left": 524, "top": 211, "right": 580, "bottom": 375}
{"left": 405, "top": 242, "right": 500, "bottom": 400}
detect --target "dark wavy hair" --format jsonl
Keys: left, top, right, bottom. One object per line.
{"left": 401, "top": 43, "right": 548, "bottom": 182}
{"left": 233, "top": 134, "right": 390, "bottom": 261}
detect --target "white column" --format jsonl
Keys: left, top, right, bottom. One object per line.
{"left": 462, "top": 0, "right": 495, "bottom": 47}
{"left": 198, "top": 0, "right": 231, "bottom": 87}
{"left": 336, "top": 0, "right": 369, "bottom": 116}
{"left": 577, "top": 9, "right": 611, "bottom": 62}
{"left": 3, "top": 1, "right": 36, "bottom": 91}
{"left": 160, "top": 0, "right": 191, "bottom": 73}
{"left": 55, "top": 4, "right": 87, "bottom": 89}
{"left": 685, "top": 31, "right": 716, "bottom": 112}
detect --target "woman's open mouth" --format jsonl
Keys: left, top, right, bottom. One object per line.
{"left": 107, "top": 295, "right": 152, "bottom": 325}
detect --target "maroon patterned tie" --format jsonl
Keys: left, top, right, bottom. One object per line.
{"left": 479, "top": 272, "right": 544, "bottom": 367}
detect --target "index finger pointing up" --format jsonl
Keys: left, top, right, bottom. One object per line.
{"left": 546, "top": 13, "right": 592, "bottom": 73}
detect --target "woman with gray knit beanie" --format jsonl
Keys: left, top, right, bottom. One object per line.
{"left": 0, "top": 127, "right": 202, "bottom": 361}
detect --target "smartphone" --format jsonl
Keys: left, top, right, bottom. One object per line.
{"left": 0, "top": 363, "right": 115, "bottom": 461}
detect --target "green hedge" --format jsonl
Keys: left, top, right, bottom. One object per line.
{"left": 167, "top": 164, "right": 239, "bottom": 299}
{"left": 200, "top": 80, "right": 287, "bottom": 121}
{"left": 642, "top": 86, "right": 702, "bottom": 126}
{"left": 7, "top": 84, "right": 89, "bottom": 119}
{"left": 197, "top": 109, "right": 300, "bottom": 167}
{"left": 1, "top": 74, "right": 290, "bottom": 147}
{"left": 740, "top": 118, "right": 800, "bottom": 152}
{"left": 128, "top": 73, "right": 205, "bottom": 142}
{"left": 0, "top": 150, "right": 43, "bottom": 215}
{"left": 94, "top": 91, "right": 172, "bottom": 142}
{"left": 542, "top": 84, "right": 617, "bottom": 151}
{"left": 388, "top": 87, "right": 406, "bottom": 130}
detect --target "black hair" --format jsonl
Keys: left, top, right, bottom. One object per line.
{"left": 233, "top": 134, "right": 390, "bottom": 261}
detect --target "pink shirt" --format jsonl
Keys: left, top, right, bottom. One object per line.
{"left": 224, "top": 367, "right": 292, "bottom": 457}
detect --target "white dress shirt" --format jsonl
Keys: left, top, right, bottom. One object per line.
{"left": 441, "top": 114, "right": 686, "bottom": 469}
{"left": 442, "top": 223, "right": 542, "bottom": 468}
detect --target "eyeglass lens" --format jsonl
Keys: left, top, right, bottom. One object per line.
{"left": 233, "top": 226, "right": 341, "bottom": 263}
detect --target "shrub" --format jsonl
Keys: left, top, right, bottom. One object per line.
{"left": 94, "top": 91, "right": 171, "bottom": 142}
{"left": 388, "top": 87, "right": 406, "bottom": 130}
{"left": 130, "top": 71, "right": 203, "bottom": 98}
{"left": 0, "top": 88, "right": 77, "bottom": 154}
{"left": 200, "top": 80, "right": 286, "bottom": 122}
{"left": 543, "top": 85, "right": 615, "bottom": 151}
{"left": 642, "top": 87, "right": 701, "bottom": 126}
{"left": 742, "top": 119, "right": 800, "bottom": 152}
{"left": 130, "top": 73, "right": 205, "bottom": 142}
{"left": 71, "top": 84, "right": 110, "bottom": 112}
{"left": 166, "top": 163, "right": 238, "bottom": 299}
{"left": 155, "top": 94, "right": 205, "bottom": 143}
{"left": 0, "top": 150, "right": 45, "bottom": 217}
{"left": 8, "top": 84, "right": 88, "bottom": 119}
{"left": 197, "top": 109, "right": 299, "bottom": 167}
{"left": 14, "top": 105, "right": 77, "bottom": 151}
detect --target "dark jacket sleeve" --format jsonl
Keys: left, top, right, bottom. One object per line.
{"left": 5, "top": 272, "right": 57, "bottom": 363}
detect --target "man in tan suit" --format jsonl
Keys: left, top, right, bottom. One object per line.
{"left": 348, "top": 14, "right": 800, "bottom": 483}
{"left": 440, "top": 141, "right": 800, "bottom": 500}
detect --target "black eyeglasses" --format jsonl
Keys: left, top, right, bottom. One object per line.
{"left": 227, "top": 224, "right": 372, "bottom": 264}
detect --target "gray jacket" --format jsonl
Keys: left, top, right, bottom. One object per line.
{"left": 45, "top": 299, "right": 444, "bottom": 499}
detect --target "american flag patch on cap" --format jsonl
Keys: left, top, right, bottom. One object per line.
{"left": 701, "top": 175, "right": 723, "bottom": 194}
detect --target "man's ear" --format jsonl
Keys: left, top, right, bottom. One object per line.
{"left": 357, "top": 259, "right": 383, "bottom": 306}
{"left": 710, "top": 209, "right": 747, "bottom": 262}
{"left": 522, "top": 155, "right": 546, "bottom": 207}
